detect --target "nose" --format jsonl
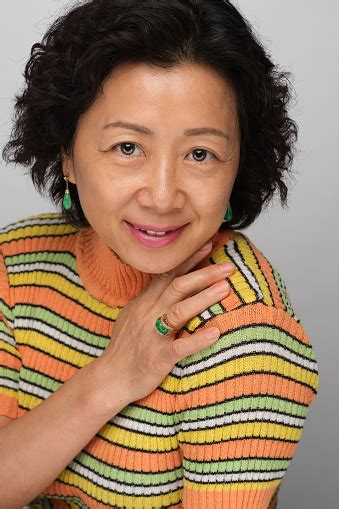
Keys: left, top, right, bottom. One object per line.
{"left": 137, "top": 159, "right": 186, "bottom": 214}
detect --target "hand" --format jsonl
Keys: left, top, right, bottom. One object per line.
{"left": 98, "top": 240, "right": 235, "bottom": 405}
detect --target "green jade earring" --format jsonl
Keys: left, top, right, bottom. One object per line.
{"left": 63, "top": 175, "right": 72, "bottom": 210}
{"left": 224, "top": 202, "right": 233, "bottom": 222}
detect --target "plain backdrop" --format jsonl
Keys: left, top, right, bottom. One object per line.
{"left": 0, "top": 1, "right": 338, "bottom": 508}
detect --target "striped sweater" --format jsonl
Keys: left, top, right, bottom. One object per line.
{"left": 0, "top": 212, "right": 319, "bottom": 509}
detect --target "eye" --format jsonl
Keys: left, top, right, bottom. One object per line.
{"left": 187, "top": 148, "right": 216, "bottom": 164}
{"left": 110, "top": 142, "right": 217, "bottom": 164}
{"left": 111, "top": 142, "right": 142, "bottom": 158}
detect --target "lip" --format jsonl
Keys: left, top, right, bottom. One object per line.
{"left": 124, "top": 220, "right": 187, "bottom": 248}
{"left": 125, "top": 221, "right": 186, "bottom": 232}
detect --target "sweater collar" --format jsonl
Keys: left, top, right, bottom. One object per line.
{"left": 75, "top": 225, "right": 229, "bottom": 308}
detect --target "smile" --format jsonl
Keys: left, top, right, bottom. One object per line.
{"left": 124, "top": 221, "right": 187, "bottom": 247}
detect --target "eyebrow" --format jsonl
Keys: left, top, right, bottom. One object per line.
{"left": 103, "top": 120, "right": 231, "bottom": 142}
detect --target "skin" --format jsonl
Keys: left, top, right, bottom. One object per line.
{"left": 61, "top": 62, "right": 241, "bottom": 274}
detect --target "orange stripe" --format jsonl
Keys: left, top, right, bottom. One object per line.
{"left": 13, "top": 286, "right": 113, "bottom": 333}
{"left": 184, "top": 483, "right": 279, "bottom": 507}
{"left": 0, "top": 393, "right": 18, "bottom": 419}
{"left": 178, "top": 371, "right": 311, "bottom": 410}
{"left": 0, "top": 349, "right": 20, "bottom": 369}
{"left": 19, "top": 345, "right": 79, "bottom": 381}
{"left": 83, "top": 434, "right": 183, "bottom": 472}
{"left": 209, "top": 301, "right": 311, "bottom": 345}
{"left": 180, "top": 437, "right": 298, "bottom": 461}
{"left": 2, "top": 233, "right": 76, "bottom": 256}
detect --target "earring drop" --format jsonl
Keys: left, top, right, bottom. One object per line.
{"left": 224, "top": 202, "right": 233, "bottom": 222}
{"left": 63, "top": 175, "right": 72, "bottom": 210}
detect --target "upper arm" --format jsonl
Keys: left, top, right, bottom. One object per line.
{"left": 0, "top": 250, "right": 22, "bottom": 420}
{"left": 175, "top": 302, "right": 319, "bottom": 509}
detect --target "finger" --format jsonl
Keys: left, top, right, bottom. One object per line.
{"left": 150, "top": 238, "right": 214, "bottom": 294}
{"left": 170, "top": 327, "right": 221, "bottom": 361}
{"left": 164, "top": 273, "right": 231, "bottom": 330}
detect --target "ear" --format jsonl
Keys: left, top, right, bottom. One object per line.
{"left": 60, "top": 148, "right": 76, "bottom": 185}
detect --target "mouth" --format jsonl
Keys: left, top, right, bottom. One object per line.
{"left": 124, "top": 220, "right": 188, "bottom": 247}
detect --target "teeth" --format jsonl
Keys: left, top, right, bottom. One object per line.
{"left": 133, "top": 225, "right": 177, "bottom": 236}
{"left": 146, "top": 230, "right": 166, "bottom": 236}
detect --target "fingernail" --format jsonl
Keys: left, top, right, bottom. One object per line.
{"left": 206, "top": 327, "right": 220, "bottom": 340}
{"left": 199, "top": 241, "right": 212, "bottom": 251}
{"left": 219, "top": 263, "right": 235, "bottom": 271}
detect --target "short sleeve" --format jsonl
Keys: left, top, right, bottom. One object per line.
{"left": 0, "top": 250, "right": 21, "bottom": 419}
{"left": 175, "top": 302, "right": 319, "bottom": 509}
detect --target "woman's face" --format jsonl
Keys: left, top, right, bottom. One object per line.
{"left": 62, "top": 62, "right": 241, "bottom": 273}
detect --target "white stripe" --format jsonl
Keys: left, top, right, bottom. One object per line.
{"left": 179, "top": 409, "right": 305, "bottom": 432}
{"left": 0, "top": 377, "right": 18, "bottom": 390}
{"left": 0, "top": 330, "right": 16, "bottom": 346}
{"left": 7, "top": 262, "right": 82, "bottom": 285}
{"left": 109, "top": 412, "right": 178, "bottom": 436}
{"left": 19, "top": 380, "right": 52, "bottom": 400}
{"left": 68, "top": 460, "right": 183, "bottom": 496}
{"left": 225, "top": 240, "right": 263, "bottom": 300}
{"left": 179, "top": 340, "right": 317, "bottom": 377}
{"left": 184, "top": 469, "right": 286, "bottom": 483}
{"left": 14, "top": 318, "right": 104, "bottom": 357}
{"left": 0, "top": 215, "right": 68, "bottom": 234}
{"left": 109, "top": 407, "right": 304, "bottom": 438}
{"left": 201, "top": 309, "right": 212, "bottom": 319}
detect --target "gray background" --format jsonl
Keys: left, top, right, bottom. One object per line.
{"left": 0, "top": 1, "right": 337, "bottom": 508}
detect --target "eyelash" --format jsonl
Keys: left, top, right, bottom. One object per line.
{"left": 111, "top": 142, "right": 217, "bottom": 164}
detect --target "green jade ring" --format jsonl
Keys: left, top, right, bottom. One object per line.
{"left": 154, "top": 313, "right": 177, "bottom": 336}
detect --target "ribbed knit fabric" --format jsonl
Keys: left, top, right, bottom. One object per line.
{"left": 0, "top": 212, "right": 319, "bottom": 509}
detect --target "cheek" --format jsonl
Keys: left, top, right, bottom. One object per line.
{"left": 75, "top": 171, "right": 118, "bottom": 214}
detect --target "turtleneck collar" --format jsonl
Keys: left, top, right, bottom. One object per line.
{"left": 75, "top": 225, "right": 231, "bottom": 308}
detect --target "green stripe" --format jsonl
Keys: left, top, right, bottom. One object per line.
{"left": 15, "top": 305, "right": 109, "bottom": 348}
{"left": 184, "top": 457, "right": 291, "bottom": 474}
{"left": 0, "top": 299, "right": 13, "bottom": 320}
{"left": 179, "top": 321, "right": 316, "bottom": 368}
{"left": 72, "top": 449, "right": 182, "bottom": 484}
{"left": 0, "top": 365, "right": 19, "bottom": 381}
{"left": 176, "top": 394, "right": 309, "bottom": 422}
{"left": 120, "top": 395, "right": 308, "bottom": 430}
{"left": 0, "top": 321, "right": 13, "bottom": 337}
{"left": 5, "top": 251, "right": 77, "bottom": 273}
{"left": 272, "top": 267, "right": 295, "bottom": 318}
{"left": 20, "top": 366, "right": 62, "bottom": 392}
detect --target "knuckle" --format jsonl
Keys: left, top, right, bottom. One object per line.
{"left": 171, "top": 339, "right": 182, "bottom": 359}
{"left": 170, "top": 276, "right": 186, "bottom": 294}
{"left": 157, "top": 271, "right": 172, "bottom": 281}
{"left": 169, "top": 303, "right": 182, "bottom": 323}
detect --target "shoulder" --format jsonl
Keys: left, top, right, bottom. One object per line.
{"left": 0, "top": 212, "right": 79, "bottom": 260}
{"left": 174, "top": 228, "right": 319, "bottom": 405}
{"left": 190, "top": 228, "right": 299, "bottom": 327}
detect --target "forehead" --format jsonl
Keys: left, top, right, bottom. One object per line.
{"left": 87, "top": 62, "right": 238, "bottom": 128}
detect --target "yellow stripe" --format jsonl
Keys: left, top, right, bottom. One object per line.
{"left": 9, "top": 272, "right": 120, "bottom": 319}
{"left": 19, "top": 391, "right": 44, "bottom": 410}
{"left": 0, "top": 222, "right": 77, "bottom": 243}
{"left": 235, "top": 233, "right": 274, "bottom": 306}
{"left": 212, "top": 242, "right": 259, "bottom": 304}
{"left": 185, "top": 478, "right": 281, "bottom": 492}
{"left": 0, "top": 339, "right": 21, "bottom": 359}
{"left": 179, "top": 420, "right": 303, "bottom": 443}
{"left": 100, "top": 422, "right": 177, "bottom": 451}
{"left": 180, "top": 354, "right": 317, "bottom": 392}
{"left": 59, "top": 470, "right": 180, "bottom": 508}
{"left": 0, "top": 386, "right": 18, "bottom": 399}
{"left": 15, "top": 329, "right": 95, "bottom": 366}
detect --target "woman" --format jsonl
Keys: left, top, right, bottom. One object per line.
{"left": 0, "top": 0, "right": 319, "bottom": 508}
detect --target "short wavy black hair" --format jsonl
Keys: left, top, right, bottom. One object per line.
{"left": 2, "top": 0, "right": 298, "bottom": 231}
